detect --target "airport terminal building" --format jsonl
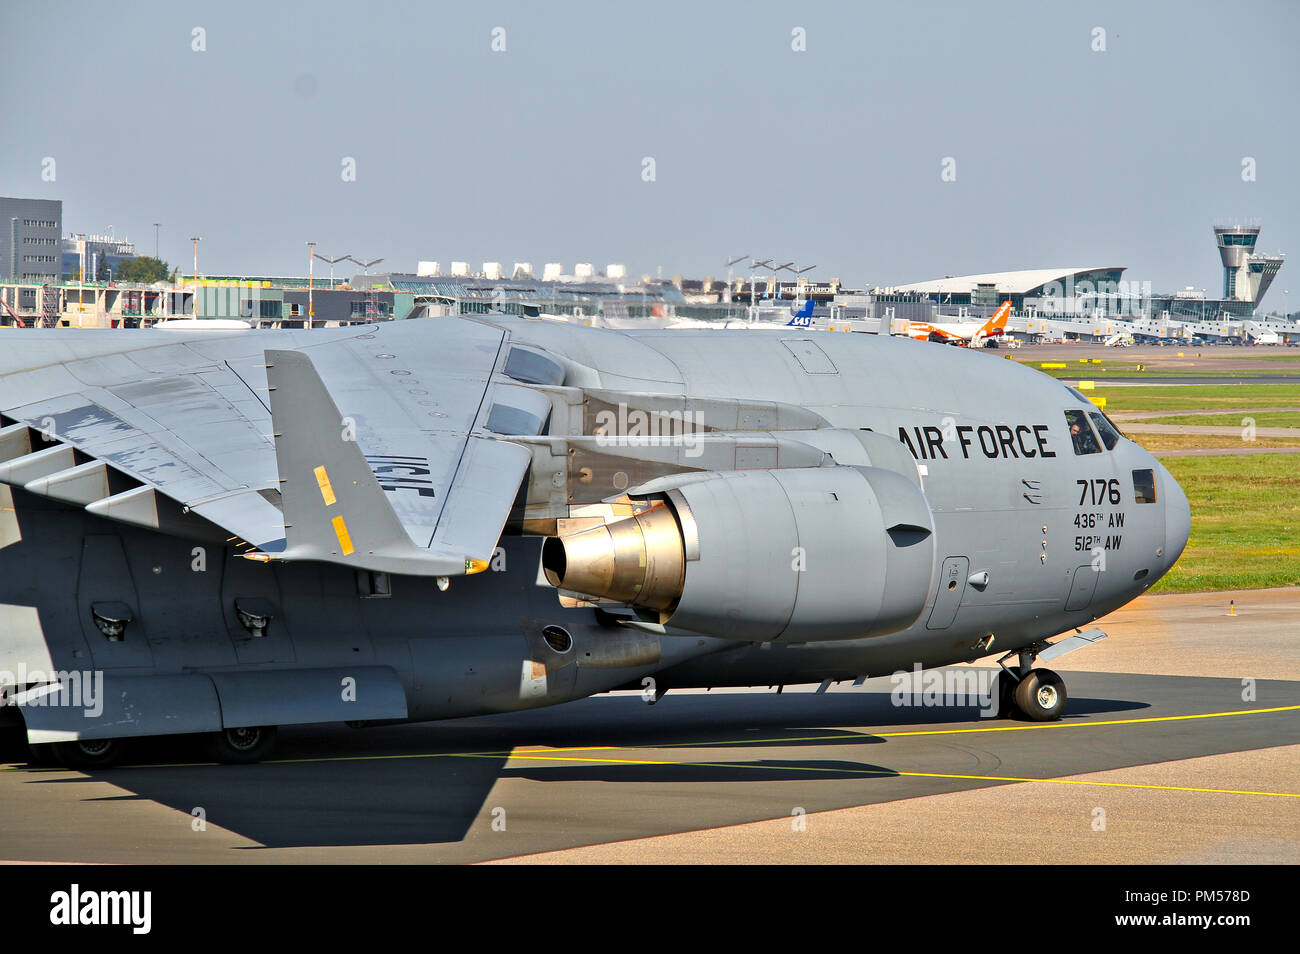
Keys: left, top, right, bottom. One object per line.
{"left": 888, "top": 225, "right": 1287, "bottom": 328}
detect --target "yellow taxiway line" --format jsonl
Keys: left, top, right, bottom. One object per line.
{"left": 6, "top": 704, "right": 1297, "bottom": 778}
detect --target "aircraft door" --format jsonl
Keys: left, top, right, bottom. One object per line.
{"left": 1064, "top": 565, "right": 1099, "bottom": 612}
{"left": 926, "top": 556, "right": 969, "bottom": 629}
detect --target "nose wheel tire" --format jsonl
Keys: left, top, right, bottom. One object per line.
{"left": 204, "top": 726, "right": 278, "bottom": 764}
{"left": 48, "top": 738, "right": 126, "bottom": 769}
{"left": 1012, "top": 669, "right": 1067, "bottom": 721}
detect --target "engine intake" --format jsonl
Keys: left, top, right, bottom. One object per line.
{"left": 542, "top": 466, "right": 936, "bottom": 641}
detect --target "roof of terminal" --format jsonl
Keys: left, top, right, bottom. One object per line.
{"left": 379, "top": 274, "right": 685, "bottom": 302}
{"left": 890, "top": 266, "right": 1126, "bottom": 295}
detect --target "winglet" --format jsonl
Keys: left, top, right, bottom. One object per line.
{"left": 263, "top": 349, "right": 465, "bottom": 576}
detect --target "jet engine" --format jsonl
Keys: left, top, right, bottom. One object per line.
{"left": 541, "top": 466, "right": 936, "bottom": 641}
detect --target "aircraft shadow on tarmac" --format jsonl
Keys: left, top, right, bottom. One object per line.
{"left": 7, "top": 691, "right": 1151, "bottom": 849}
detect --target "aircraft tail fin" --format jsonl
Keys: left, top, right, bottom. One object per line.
{"left": 264, "top": 349, "right": 464, "bottom": 576}
{"left": 785, "top": 300, "right": 816, "bottom": 325}
{"left": 979, "top": 301, "right": 1012, "bottom": 337}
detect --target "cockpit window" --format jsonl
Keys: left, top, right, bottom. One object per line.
{"left": 1132, "top": 468, "right": 1157, "bottom": 503}
{"left": 1064, "top": 409, "right": 1102, "bottom": 455}
{"left": 1089, "top": 412, "right": 1122, "bottom": 450}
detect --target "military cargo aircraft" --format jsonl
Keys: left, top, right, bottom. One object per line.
{"left": 0, "top": 316, "right": 1189, "bottom": 766}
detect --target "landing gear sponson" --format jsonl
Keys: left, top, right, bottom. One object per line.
{"left": 995, "top": 627, "right": 1108, "bottom": 721}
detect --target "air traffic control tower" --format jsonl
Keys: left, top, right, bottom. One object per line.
{"left": 1215, "top": 224, "right": 1283, "bottom": 305}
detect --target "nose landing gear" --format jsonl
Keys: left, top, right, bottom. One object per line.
{"left": 1010, "top": 668, "right": 1068, "bottom": 721}
{"left": 993, "top": 628, "right": 1108, "bottom": 721}
{"left": 996, "top": 663, "right": 1067, "bottom": 721}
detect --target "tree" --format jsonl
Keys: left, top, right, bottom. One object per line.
{"left": 94, "top": 256, "right": 109, "bottom": 282}
{"left": 115, "top": 256, "right": 172, "bottom": 284}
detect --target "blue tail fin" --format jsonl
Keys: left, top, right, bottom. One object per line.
{"left": 786, "top": 299, "right": 815, "bottom": 326}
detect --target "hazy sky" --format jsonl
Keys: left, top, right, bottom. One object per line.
{"left": 3, "top": 0, "right": 1297, "bottom": 298}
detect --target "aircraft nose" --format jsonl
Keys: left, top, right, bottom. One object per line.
{"left": 1160, "top": 462, "right": 1190, "bottom": 568}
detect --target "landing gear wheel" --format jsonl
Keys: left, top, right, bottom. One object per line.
{"left": 1013, "top": 669, "right": 1067, "bottom": 722}
{"left": 50, "top": 738, "right": 126, "bottom": 769}
{"left": 205, "top": 726, "right": 278, "bottom": 764}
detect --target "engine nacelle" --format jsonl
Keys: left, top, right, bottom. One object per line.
{"left": 541, "top": 466, "right": 936, "bottom": 641}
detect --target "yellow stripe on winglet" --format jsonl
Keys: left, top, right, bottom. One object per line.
{"left": 314, "top": 465, "right": 337, "bottom": 506}
{"left": 331, "top": 515, "right": 355, "bottom": 555}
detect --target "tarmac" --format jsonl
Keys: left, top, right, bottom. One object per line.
{"left": 1, "top": 588, "right": 1295, "bottom": 864}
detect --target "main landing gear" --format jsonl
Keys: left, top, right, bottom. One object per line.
{"left": 28, "top": 726, "right": 281, "bottom": 769}
{"left": 202, "top": 725, "right": 279, "bottom": 764}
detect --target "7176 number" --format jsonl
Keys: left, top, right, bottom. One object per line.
{"left": 1078, "top": 478, "right": 1121, "bottom": 506}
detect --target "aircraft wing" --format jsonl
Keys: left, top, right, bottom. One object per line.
{"left": 0, "top": 319, "right": 546, "bottom": 576}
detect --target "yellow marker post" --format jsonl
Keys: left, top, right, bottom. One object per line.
{"left": 1089, "top": 396, "right": 1107, "bottom": 408}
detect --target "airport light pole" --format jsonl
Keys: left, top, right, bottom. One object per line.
{"left": 347, "top": 258, "right": 385, "bottom": 321}
{"left": 153, "top": 223, "right": 160, "bottom": 260}
{"left": 313, "top": 252, "right": 350, "bottom": 290}
{"left": 770, "top": 261, "right": 794, "bottom": 300}
{"left": 749, "top": 260, "right": 772, "bottom": 307}
{"left": 189, "top": 236, "right": 201, "bottom": 317}
{"left": 725, "top": 254, "right": 747, "bottom": 305}
{"left": 307, "top": 241, "right": 316, "bottom": 326}
{"left": 785, "top": 263, "right": 817, "bottom": 306}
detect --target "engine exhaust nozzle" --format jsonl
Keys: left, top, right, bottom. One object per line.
{"left": 541, "top": 504, "right": 685, "bottom": 612}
